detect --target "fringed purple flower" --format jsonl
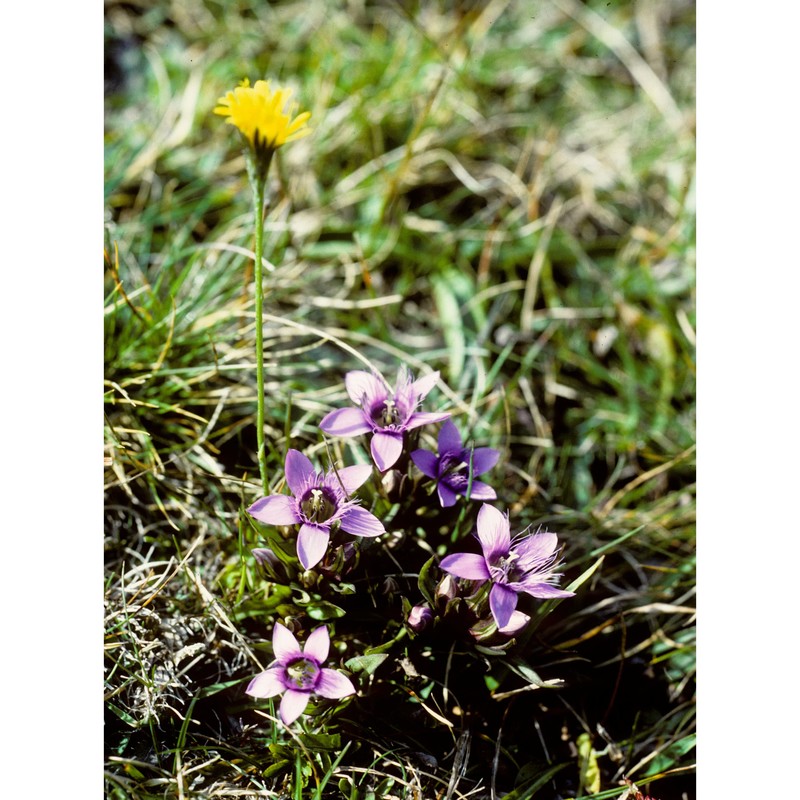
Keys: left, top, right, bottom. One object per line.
{"left": 319, "top": 367, "right": 450, "bottom": 472}
{"left": 246, "top": 623, "right": 355, "bottom": 725}
{"left": 410, "top": 419, "right": 499, "bottom": 507}
{"left": 440, "top": 504, "right": 574, "bottom": 628}
{"left": 247, "top": 449, "right": 385, "bottom": 570}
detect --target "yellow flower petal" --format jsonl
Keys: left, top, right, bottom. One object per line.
{"left": 215, "top": 78, "right": 311, "bottom": 151}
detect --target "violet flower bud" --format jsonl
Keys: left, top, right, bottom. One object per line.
{"left": 407, "top": 605, "right": 434, "bottom": 632}
{"left": 252, "top": 547, "right": 290, "bottom": 581}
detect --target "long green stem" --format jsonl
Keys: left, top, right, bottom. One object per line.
{"left": 252, "top": 173, "right": 269, "bottom": 494}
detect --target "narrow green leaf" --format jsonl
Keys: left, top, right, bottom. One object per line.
{"left": 417, "top": 555, "right": 437, "bottom": 606}
{"left": 432, "top": 273, "right": 465, "bottom": 383}
{"left": 501, "top": 762, "right": 569, "bottom": 799}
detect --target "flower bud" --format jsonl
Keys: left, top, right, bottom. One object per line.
{"left": 299, "top": 569, "right": 319, "bottom": 589}
{"left": 407, "top": 605, "right": 433, "bottom": 633}
{"left": 436, "top": 574, "right": 457, "bottom": 604}
{"left": 381, "top": 469, "right": 410, "bottom": 502}
{"left": 251, "top": 547, "right": 290, "bottom": 581}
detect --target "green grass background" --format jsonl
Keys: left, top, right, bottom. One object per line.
{"left": 104, "top": 1, "right": 695, "bottom": 797}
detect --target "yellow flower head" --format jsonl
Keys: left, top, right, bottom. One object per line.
{"left": 214, "top": 78, "right": 311, "bottom": 152}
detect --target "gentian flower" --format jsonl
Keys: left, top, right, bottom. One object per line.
{"left": 440, "top": 504, "right": 574, "bottom": 628}
{"left": 410, "top": 419, "right": 499, "bottom": 507}
{"left": 247, "top": 450, "right": 384, "bottom": 570}
{"left": 319, "top": 368, "right": 450, "bottom": 472}
{"left": 246, "top": 623, "right": 355, "bottom": 726}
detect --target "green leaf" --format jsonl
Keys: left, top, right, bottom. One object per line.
{"left": 329, "top": 582, "right": 356, "bottom": 595}
{"left": 432, "top": 273, "right": 466, "bottom": 383}
{"left": 306, "top": 601, "right": 347, "bottom": 620}
{"left": 263, "top": 759, "right": 291, "bottom": 778}
{"left": 344, "top": 653, "right": 388, "bottom": 675}
{"left": 417, "top": 555, "right": 437, "bottom": 606}
{"left": 300, "top": 732, "right": 342, "bottom": 751}
{"left": 577, "top": 733, "right": 601, "bottom": 794}
{"left": 507, "top": 659, "right": 564, "bottom": 689}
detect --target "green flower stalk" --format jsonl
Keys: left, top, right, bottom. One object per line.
{"left": 214, "top": 79, "right": 311, "bottom": 492}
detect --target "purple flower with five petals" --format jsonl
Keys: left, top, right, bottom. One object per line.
{"left": 439, "top": 504, "right": 574, "bottom": 628}
{"left": 247, "top": 449, "right": 384, "bottom": 570}
{"left": 410, "top": 419, "right": 499, "bottom": 507}
{"left": 246, "top": 623, "right": 355, "bottom": 725}
{"left": 319, "top": 368, "right": 450, "bottom": 472}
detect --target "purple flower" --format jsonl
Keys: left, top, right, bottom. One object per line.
{"left": 246, "top": 623, "right": 355, "bottom": 725}
{"left": 247, "top": 449, "right": 385, "bottom": 570}
{"left": 410, "top": 419, "right": 499, "bottom": 507}
{"left": 319, "top": 368, "right": 450, "bottom": 472}
{"left": 439, "top": 504, "right": 574, "bottom": 628}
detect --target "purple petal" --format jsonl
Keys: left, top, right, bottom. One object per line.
{"left": 272, "top": 622, "right": 302, "bottom": 662}
{"left": 476, "top": 504, "right": 511, "bottom": 561}
{"left": 303, "top": 626, "right": 330, "bottom": 663}
{"left": 345, "top": 370, "right": 385, "bottom": 405}
{"left": 339, "top": 506, "right": 385, "bottom": 538}
{"left": 320, "top": 407, "right": 372, "bottom": 437}
{"left": 280, "top": 689, "right": 310, "bottom": 725}
{"left": 469, "top": 447, "right": 500, "bottom": 476}
{"left": 334, "top": 463, "right": 373, "bottom": 495}
{"left": 498, "top": 610, "right": 530, "bottom": 636}
{"left": 246, "top": 667, "right": 285, "bottom": 698}
{"left": 316, "top": 668, "right": 356, "bottom": 699}
{"left": 489, "top": 583, "right": 518, "bottom": 629}
{"left": 404, "top": 411, "right": 451, "bottom": 431}
{"left": 297, "top": 524, "right": 331, "bottom": 569}
{"left": 410, "top": 370, "right": 440, "bottom": 400}
{"left": 515, "top": 582, "right": 575, "bottom": 599}
{"left": 513, "top": 531, "right": 559, "bottom": 562}
{"left": 462, "top": 480, "right": 496, "bottom": 502}
{"left": 371, "top": 431, "right": 403, "bottom": 471}
{"left": 437, "top": 419, "right": 463, "bottom": 454}
{"left": 410, "top": 449, "right": 439, "bottom": 479}
{"left": 248, "top": 495, "right": 301, "bottom": 526}
{"left": 437, "top": 482, "right": 458, "bottom": 507}
{"left": 284, "top": 449, "right": 315, "bottom": 496}
{"left": 440, "top": 552, "right": 491, "bottom": 581}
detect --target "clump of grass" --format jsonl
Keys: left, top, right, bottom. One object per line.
{"left": 105, "top": 1, "right": 695, "bottom": 797}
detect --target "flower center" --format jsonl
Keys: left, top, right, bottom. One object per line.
{"left": 300, "top": 488, "right": 337, "bottom": 523}
{"left": 490, "top": 552, "right": 522, "bottom": 583}
{"left": 439, "top": 453, "right": 470, "bottom": 482}
{"left": 284, "top": 657, "right": 319, "bottom": 691}
{"left": 370, "top": 397, "right": 402, "bottom": 428}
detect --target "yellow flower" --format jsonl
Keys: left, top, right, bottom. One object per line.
{"left": 214, "top": 78, "right": 311, "bottom": 152}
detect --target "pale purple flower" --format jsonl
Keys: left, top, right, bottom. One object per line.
{"left": 246, "top": 623, "right": 355, "bottom": 725}
{"left": 247, "top": 449, "right": 385, "bottom": 570}
{"left": 319, "top": 367, "right": 450, "bottom": 472}
{"left": 439, "top": 504, "right": 574, "bottom": 629}
{"left": 410, "top": 419, "right": 499, "bottom": 507}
